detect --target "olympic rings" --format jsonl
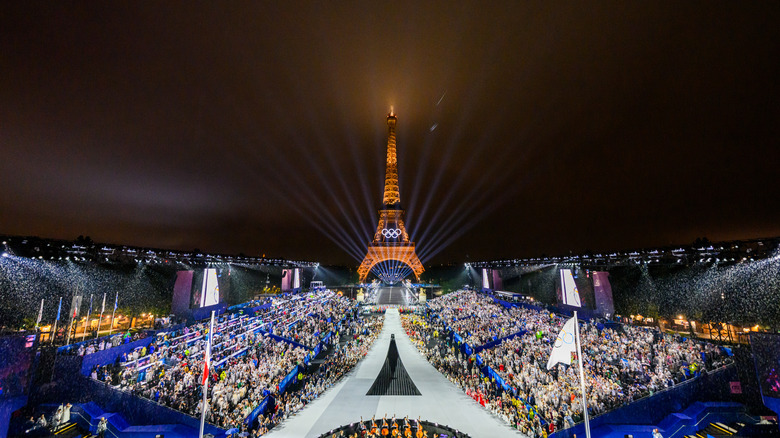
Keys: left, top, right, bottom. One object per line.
{"left": 382, "top": 228, "right": 403, "bottom": 239}
{"left": 554, "top": 330, "right": 575, "bottom": 348}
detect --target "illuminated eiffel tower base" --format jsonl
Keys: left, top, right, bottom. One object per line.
{"left": 358, "top": 110, "right": 424, "bottom": 284}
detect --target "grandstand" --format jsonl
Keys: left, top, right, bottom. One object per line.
{"left": 2, "top": 237, "right": 779, "bottom": 438}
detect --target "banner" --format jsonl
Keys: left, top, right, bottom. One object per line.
{"left": 592, "top": 271, "right": 615, "bottom": 317}
{"left": 36, "top": 299, "right": 44, "bottom": 327}
{"left": 172, "top": 271, "right": 194, "bottom": 315}
{"left": 69, "top": 294, "right": 83, "bottom": 325}
{"left": 559, "top": 269, "right": 582, "bottom": 307}
{"left": 491, "top": 269, "right": 503, "bottom": 291}
{"left": 282, "top": 269, "right": 293, "bottom": 291}
{"left": 200, "top": 268, "right": 220, "bottom": 307}
{"left": 547, "top": 316, "right": 577, "bottom": 369}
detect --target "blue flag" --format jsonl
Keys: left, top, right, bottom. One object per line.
{"left": 56, "top": 297, "right": 62, "bottom": 321}
{"left": 114, "top": 292, "right": 118, "bottom": 311}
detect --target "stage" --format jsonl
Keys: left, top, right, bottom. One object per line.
{"left": 265, "top": 306, "right": 526, "bottom": 438}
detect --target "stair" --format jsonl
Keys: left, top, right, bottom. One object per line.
{"left": 690, "top": 421, "right": 738, "bottom": 438}
{"left": 50, "top": 422, "right": 80, "bottom": 437}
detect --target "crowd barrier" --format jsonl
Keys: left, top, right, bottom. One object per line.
{"left": 494, "top": 297, "right": 601, "bottom": 321}
{"left": 79, "top": 336, "right": 156, "bottom": 376}
{"left": 262, "top": 332, "right": 313, "bottom": 351}
{"left": 473, "top": 329, "right": 527, "bottom": 353}
{"left": 191, "top": 303, "right": 228, "bottom": 322}
{"left": 243, "top": 395, "right": 272, "bottom": 429}
{"left": 278, "top": 365, "right": 302, "bottom": 394}
{"left": 57, "top": 330, "right": 153, "bottom": 355}
{"left": 244, "top": 302, "right": 272, "bottom": 315}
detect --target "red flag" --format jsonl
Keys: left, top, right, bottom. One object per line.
{"left": 202, "top": 312, "right": 215, "bottom": 386}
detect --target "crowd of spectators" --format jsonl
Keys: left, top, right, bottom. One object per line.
{"left": 251, "top": 316, "right": 383, "bottom": 436}
{"left": 60, "top": 330, "right": 151, "bottom": 356}
{"left": 270, "top": 295, "right": 353, "bottom": 347}
{"left": 426, "top": 292, "right": 527, "bottom": 346}
{"left": 407, "top": 290, "right": 732, "bottom": 437}
{"left": 94, "top": 315, "right": 309, "bottom": 428}
{"left": 89, "top": 291, "right": 385, "bottom": 434}
{"left": 402, "top": 313, "right": 548, "bottom": 437}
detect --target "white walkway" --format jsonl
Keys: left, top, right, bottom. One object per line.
{"left": 266, "top": 307, "right": 526, "bottom": 438}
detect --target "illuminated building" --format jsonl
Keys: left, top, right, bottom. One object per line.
{"left": 357, "top": 110, "right": 424, "bottom": 283}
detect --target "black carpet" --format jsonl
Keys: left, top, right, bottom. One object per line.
{"left": 366, "top": 335, "right": 421, "bottom": 396}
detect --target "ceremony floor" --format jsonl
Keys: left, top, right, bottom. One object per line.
{"left": 265, "top": 306, "right": 526, "bottom": 438}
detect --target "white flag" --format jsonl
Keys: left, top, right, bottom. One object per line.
{"left": 547, "top": 316, "right": 578, "bottom": 370}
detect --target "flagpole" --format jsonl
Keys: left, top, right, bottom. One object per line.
{"left": 573, "top": 310, "right": 591, "bottom": 438}
{"left": 109, "top": 292, "right": 118, "bottom": 337}
{"left": 199, "top": 310, "right": 215, "bottom": 438}
{"left": 96, "top": 293, "right": 106, "bottom": 339}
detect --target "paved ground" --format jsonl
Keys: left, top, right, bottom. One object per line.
{"left": 265, "top": 304, "right": 526, "bottom": 438}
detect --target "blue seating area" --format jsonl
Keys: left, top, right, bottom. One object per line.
{"left": 32, "top": 290, "right": 366, "bottom": 437}
{"left": 572, "top": 401, "right": 748, "bottom": 438}
{"left": 70, "top": 401, "right": 224, "bottom": 438}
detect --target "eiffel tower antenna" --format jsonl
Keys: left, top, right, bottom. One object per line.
{"left": 358, "top": 110, "right": 424, "bottom": 284}
{"left": 383, "top": 109, "right": 400, "bottom": 207}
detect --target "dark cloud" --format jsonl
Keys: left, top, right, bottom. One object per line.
{"left": 1, "top": 2, "right": 779, "bottom": 265}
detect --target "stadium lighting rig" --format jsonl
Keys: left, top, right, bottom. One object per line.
{"left": 469, "top": 237, "right": 780, "bottom": 269}
{"left": 0, "top": 235, "right": 319, "bottom": 269}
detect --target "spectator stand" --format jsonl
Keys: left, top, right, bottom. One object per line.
{"left": 74, "top": 297, "right": 287, "bottom": 380}
{"left": 422, "top": 289, "right": 735, "bottom": 436}
{"left": 40, "top": 291, "right": 360, "bottom": 436}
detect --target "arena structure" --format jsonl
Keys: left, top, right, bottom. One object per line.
{"left": 1, "top": 236, "right": 780, "bottom": 438}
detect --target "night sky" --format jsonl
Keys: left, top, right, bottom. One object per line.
{"left": 2, "top": 2, "right": 779, "bottom": 266}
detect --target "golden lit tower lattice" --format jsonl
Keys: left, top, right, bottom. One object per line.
{"left": 357, "top": 110, "right": 424, "bottom": 283}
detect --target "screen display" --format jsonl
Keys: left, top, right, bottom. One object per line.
{"left": 282, "top": 268, "right": 301, "bottom": 291}
{"left": 200, "top": 268, "right": 220, "bottom": 307}
{"left": 560, "top": 268, "right": 582, "bottom": 307}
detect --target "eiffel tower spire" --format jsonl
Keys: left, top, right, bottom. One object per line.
{"left": 383, "top": 107, "right": 400, "bottom": 207}
{"left": 358, "top": 109, "right": 424, "bottom": 284}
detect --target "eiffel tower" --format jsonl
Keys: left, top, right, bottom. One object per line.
{"left": 357, "top": 109, "right": 424, "bottom": 284}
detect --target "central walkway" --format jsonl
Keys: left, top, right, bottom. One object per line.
{"left": 266, "top": 307, "right": 526, "bottom": 438}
